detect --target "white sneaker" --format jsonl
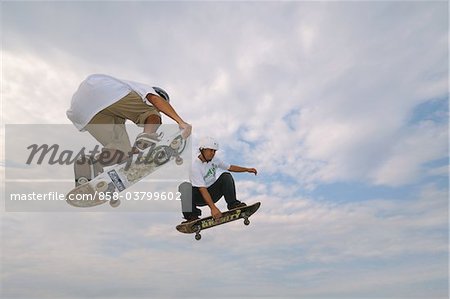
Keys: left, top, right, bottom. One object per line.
{"left": 134, "top": 132, "right": 161, "bottom": 152}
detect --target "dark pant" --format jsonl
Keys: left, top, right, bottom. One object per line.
{"left": 179, "top": 172, "right": 240, "bottom": 219}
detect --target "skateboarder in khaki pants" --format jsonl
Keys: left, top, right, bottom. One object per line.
{"left": 67, "top": 74, "right": 191, "bottom": 185}
{"left": 179, "top": 136, "right": 257, "bottom": 222}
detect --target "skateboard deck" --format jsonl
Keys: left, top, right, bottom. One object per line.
{"left": 66, "top": 129, "right": 188, "bottom": 208}
{"left": 176, "top": 202, "right": 261, "bottom": 240}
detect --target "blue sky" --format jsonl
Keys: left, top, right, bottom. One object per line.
{"left": 1, "top": 1, "right": 448, "bottom": 298}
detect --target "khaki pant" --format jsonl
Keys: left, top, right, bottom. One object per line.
{"left": 85, "top": 91, "right": 161, "bottom": 154}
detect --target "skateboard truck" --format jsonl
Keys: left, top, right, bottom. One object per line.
{"left": 171, "top": 137, "right": 184, "bottom": 165}
{"left": 194, "top": 225, "right": 202, "bottom": 241}
{"left": 191, "top": 216, "right": 250, "bottom": 241}
{"left": 242, "top": 212, "right": 250, "bottom": 225}
{"left": 95, "top": 181, "right": 121, "bottom": 208}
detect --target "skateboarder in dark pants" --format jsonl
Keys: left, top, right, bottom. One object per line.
{"left": 179, "top": 136, "right": 257, "bottom": 221}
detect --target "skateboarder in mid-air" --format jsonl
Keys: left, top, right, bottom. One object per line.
{"left": 66, "top": 74, "right": 192, "bottom": 185}
{"left": 179, "top": 136, "right": 257, "bottom": 222}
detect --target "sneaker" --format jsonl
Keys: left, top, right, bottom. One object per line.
{"left": 182, "top": 213, "right": 200, "bottom": 223}
{"left": 228, "top": 201, "right": 247, "bottom": 210}
{"left": 74, "top": 155, "right": 103, "bottom": 186}
{"left": 134, "top": 132, "right": 161, "bottom": 152}
{"left": 183, "top": 210, "right": 201, "bottom": 222}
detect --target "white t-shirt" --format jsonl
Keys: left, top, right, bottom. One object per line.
{"left": 191, "top": 156, "right": 231, "bottom": 188}
{"left": 67, "top": 74, "right": 161, "bottom": 130}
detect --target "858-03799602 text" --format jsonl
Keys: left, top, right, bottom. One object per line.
{"left": 9, "top": 191, "right": 181, "bottom": 203}
{"left": 5, "top": 124, "right": 191, "bottom": 211}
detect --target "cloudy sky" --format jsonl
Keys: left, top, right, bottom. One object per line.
{"left": 1, "top": 1, "right": 448, "bottom": 298}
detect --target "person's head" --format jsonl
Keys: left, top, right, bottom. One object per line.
{"left": 152, "top": 87, "right": 170, "bottom": 102}
{"left": 198, "top": 136, "right": 219, "bottom": 162}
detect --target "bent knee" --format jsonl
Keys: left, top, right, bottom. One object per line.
{"left": 219, "top": 172, "right": 233, "bottom": 180}
{"left": 178, "top": 181, "right": 192, "bottom": 192}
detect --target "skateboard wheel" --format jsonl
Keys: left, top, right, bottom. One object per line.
{"left": 195, "top": 233, "right": 202, "bottom": 241}
{"left": 77, "top": 177, "right": 89, "bottom": 185}
{"left": 170, "top": 139, "right": 181, "bottom": 150}
{"left": 110, "top": 199, "right": 121, "bottom": 208}
{"left": 153, "top": 146, "right": 171, "bottom": 166}
{"left": 175, "top": 156, "right": 183, "bottom": 165}
{"left": 95, "top": 181, "right": 108, "bottom": 192}
{"left": 244, "top": 218, "right": 250, "bottom": 225}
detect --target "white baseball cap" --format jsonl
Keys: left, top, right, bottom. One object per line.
{"left": 198, "top": 136, "right": 219, "bottom": 150}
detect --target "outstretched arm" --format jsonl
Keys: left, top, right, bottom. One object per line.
{"left": 228, "top": 165, "right": 258, "bottom": 175}
{"left": 146, "top": 94, "right": 192, "bottom": 137}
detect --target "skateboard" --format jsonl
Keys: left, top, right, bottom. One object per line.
{"left": 66, "top": 129, "right": 188, "bottom": 208}
{"left": 176, "top": 202, "right": 261, "bottom": 240}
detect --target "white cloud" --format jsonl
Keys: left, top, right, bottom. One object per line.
{"left": 427, "top": 165, "right": 449, "bottom": 177}
{"left": 228, "top": 4, "right": 449, "bottom": 186}
{"left": 1, "top": 1, "right": 448, "bottom": 298}
{"left": 371, "top": 121, "right": 448, "bottom": 186}
{"left": 1, "top": 182, "right": 447, "bottom": 298}
{"left": 3, "top": 50, "right": 82, "bottom": 124}
{"left": 4, "top": 4, "right": 446, "bottom": 189}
